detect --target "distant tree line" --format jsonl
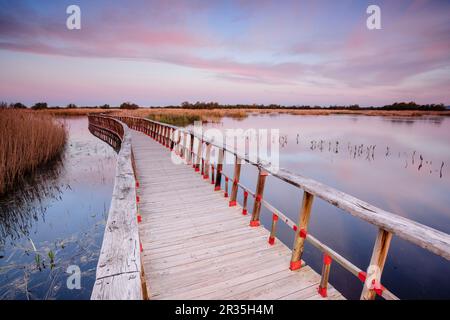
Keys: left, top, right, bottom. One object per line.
{"left": 1, "top": 100, "right": 447, "bottom": 111}
{"left": 178, "top": 101, "right": 448, "bottom": 111}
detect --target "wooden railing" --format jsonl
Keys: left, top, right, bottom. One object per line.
{"left": 109, "top": 114, "right": 450, "bottom": 300}
{"left": 88, "top": 115, "right": 147, "bottom": 300}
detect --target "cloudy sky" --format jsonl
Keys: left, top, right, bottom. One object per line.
{"left": 0, "top": 0, "right": 449, "bottom": 107}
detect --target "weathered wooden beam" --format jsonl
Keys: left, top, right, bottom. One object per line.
{"left": 360, "top": 228, "right": 393, "bottom": 300}
{"left": 229, "top": 155, "right": 241, "bottom": 207}
{"left": 250, "top": 170, "right": 268, "bottom": 227}
{"left": 290, "top": 191, "right": 314, "bottom": 270}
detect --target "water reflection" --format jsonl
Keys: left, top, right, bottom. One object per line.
{"left": 205, "top": 114, "right": 450, "bottom": 299}
{"left": 0, "top": 117, "right": 116, "bottom": 300}
{"left": 0, "top": 159, "right": 65, "bottom": 247}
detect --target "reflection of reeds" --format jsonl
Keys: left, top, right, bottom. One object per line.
{"left": 0, "top": 156, "right": 64, "bottom": 244}
{"left": 0, "top": 110, "right": 67, "bottom": 195}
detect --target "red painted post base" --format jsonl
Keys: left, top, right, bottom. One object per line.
{"left": 318, "top": 286, "right": 327, "bottom": 298}
{"left": 203, "top": 175, "right": 209, "bottom": 179}
{"left": 249, "top": 220, "right": 260, "bottom": 227}
{"left": 140, "top": 242, "right": 143, "bottom": 252}
{"left": 268, "top": 236, "right": 275, "bottom": 245}
{"left": 229, "top": 200, "right": 237, "bottom": 207}
{"left": 195, "top": 167, "right": 200, "bottom": 172}
{"left": 290, "top": 260, "right": 302, "bottom": 271}
{"left": 242, "top": 209, "right": 247, "bottom": 215}
{"left": 214, "top": 186, "right": 221, "bottom": 191}
{"left": 224, "top": 192, "right": 228, "bottom": 198}
{"left": 137, "top": 215, "right": 142, "bottom": 223}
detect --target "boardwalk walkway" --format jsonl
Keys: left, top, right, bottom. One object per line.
{"left": 131, "top": 130, "right": 344, "bottom": 300}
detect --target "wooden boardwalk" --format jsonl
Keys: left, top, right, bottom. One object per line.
{"left": 131, "top": 130, "right": 344, "bottom": 300}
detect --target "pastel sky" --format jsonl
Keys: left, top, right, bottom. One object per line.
{"left": 0, "top": 0, "right": 449, "bottom": 107}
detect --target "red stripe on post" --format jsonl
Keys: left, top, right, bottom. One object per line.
{"left": 290, "top": 260, "right": 302, "bottom": 271}
{"left": 140, "top": 242, "right": 143, "bottom": 252}
{"left": 318, "top": 286, "right": 327, "bottom": 298}
{"left": 137, "top": 215, "right": 142, "bottom": 223}
{"left": 299, "top": 229, "right": 307, "bottom": 239}
{"left": 293, "top": 225, "right": 298, "bottom": 231}
{"left": 358, "top": 271, "right": 367, "bottom": 282}
{"left": 136, "top": 196, "right": 140, "bottom": 203}
{"left": 249, "top": 220, "right": 260, "bottom": 227}
{"left": 268, "top": 236, "right": 275, "bottom": 245}
{"left": 214, "top": 186, "right": 221, "bottom": 191}
{"left": 242, "top": 209, "right": 247, "bottom": 215}
{"left": 273, "top": 214, "right": 278, "bottom": 221}
{"left": 323, "top": 254, "right": 332, "bottom": 265}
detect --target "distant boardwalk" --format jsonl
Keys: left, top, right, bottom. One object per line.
{"left": 89, "top": 115, "right": 450, "bottom": 300}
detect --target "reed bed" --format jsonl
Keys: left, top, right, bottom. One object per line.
{"left": 113, "top": 108, "right": 249, "bottom": 126}
{"left": 0, "top": 110, "right": 67, "bottom": 195}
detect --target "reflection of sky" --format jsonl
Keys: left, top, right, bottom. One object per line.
{"left": 0, "top": 118, "right": 117, "bottom": 299}
{"left": 0, "top": 0, "right": 449, "bottom": 106}
{"left": 205, "top": 114, "right": 450, "bottom": 299}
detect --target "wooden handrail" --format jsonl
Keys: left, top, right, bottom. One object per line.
{"left": 103, "top": 114, "right": 450, "bottom": 300}
{"left": 88, "top": 115, "right": 145, "bottom": 300}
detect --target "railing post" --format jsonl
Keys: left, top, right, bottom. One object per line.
{"left": 203, "top": 143, "right": 211, "bottom": 179}
{"left": 242, "top": 191, "right": 248, "bottom": 215}
{"left": 290, "top": 191, "right": 314, "bottom": 270}
{"left": 229, "top": 155, "right": 241, "bottom": 207}
{"left": 250, "top": 169, "right": 268, "bottom": 227}
{"left": 318, "top": 254, "right": 332, "bottom": 297}
{"left": 182, "top": 132, "right": 188, "bottom": 159}
{"left": 214, "top": 148, "right": 224, "bottom": 191}
{"left": 268, "top": 213, "right": 279, "bottom": 245}
{"left": 195, "top": 138, "right": 202, "bottom": 172}
{"left": 188, "top": 133, "right": 195, "bottom": 165}
{"left": 360, "top": 228, "right": 392, "bottom": 300}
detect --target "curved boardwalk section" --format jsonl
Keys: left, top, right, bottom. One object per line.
{"left": 89, "top": 116, "right": 144, "bottom": 300}
{"left": 131, "top": 130, "right": 344, "bottom": 300}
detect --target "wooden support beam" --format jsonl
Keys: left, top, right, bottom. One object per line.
{"left": 250, "top": 169, "right": 268, "bottom": 227}
{"left": 268, "top": 213, "right": 279, "bottom": 245}
{"left": 318, "top": 254, "right": 332, "bottom": 297}
{"left": 203, "top": 143, "right": 211, "bottom": 179}
{"left": 214, "top": 148, "right": 224, "bottom": 191}
{"left": 360, "top": 228, "right": 393, "bottom": 300}
{"left": 290, "top": 191, "right": 314, "bottom": 270}
{"left": 195, "top": 138, "right": 202, "bottom": 172}
{"left": 229, "top": 155, "right": 241, "bottom": 206}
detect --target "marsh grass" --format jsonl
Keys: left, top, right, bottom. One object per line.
{"left": 0, "top": 110, "right": 67, "bottom": 195}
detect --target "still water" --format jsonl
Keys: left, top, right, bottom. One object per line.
{"left": 0, "top": 118, "right": 116, "bottom": 299}
{"left": 205, "top": 114, "right": 450, "bottom": 299}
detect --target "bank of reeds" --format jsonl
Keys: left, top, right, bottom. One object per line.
{"left": 0, "top": 110, "right": 67, "bottom": 195}
{"left": 114, "top": 108, "right": 249, "bottom": 126}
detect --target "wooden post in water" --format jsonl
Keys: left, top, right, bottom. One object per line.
{"left": 290, "top": 191, "right": 314, "bottom": 270}
{"left": 229, "top": 155, "right": 241, "bottom": 207}
{"left": 250, "top": 169, "right": 268, "bottom": 227}
{"left": 360, "top": 228, "right": 392, "bottom": 300}
{"left": 214, "top": 148, "right": 224, "bottom": 191}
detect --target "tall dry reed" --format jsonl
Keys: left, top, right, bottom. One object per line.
{"left": 0, "top": 110, "right": 67, "bottom": 195}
